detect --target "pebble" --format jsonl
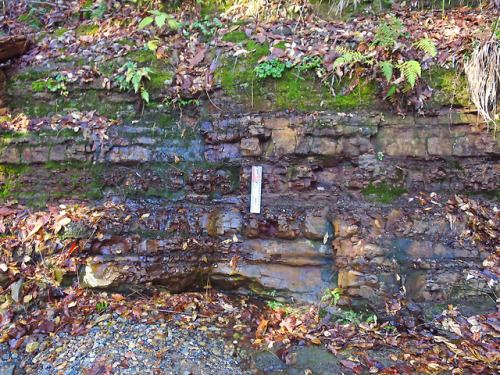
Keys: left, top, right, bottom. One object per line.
{"left": 0, "top": 321, "right": 251, "bottom": 374}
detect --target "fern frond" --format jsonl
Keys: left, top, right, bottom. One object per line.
{"left": 141, "top": 88, "right": 150, "bottom": 103}
{"left": 373, "top": 17, "right": 404, "bottom": 50}
{"left": 385, "top": 84, "right": 397, "bottom": 101}
{"left": 399, "top": 60, "right": 421, "bottom": 88}
{"left": 335, "top": 46, "right": 353, "bottom": 55}
{"left": 413, "top": 38, "right": 437, "bottom": 57}
{"left": 379, "top": 61, "right": 393, "bottom": 83}
{"left": 353, "top": 31, "right": 364, "bottom": 43}
{"left": 332, "top": 50, "right": 365, "bottom": 70}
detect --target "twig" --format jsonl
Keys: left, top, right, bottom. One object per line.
{"left": 158, "top": 309, "right": 209, "bottom": 318}
{"left": 205, "top": 88, "right": 222, "bottom": 111}
{"left": 126, "top": 286, "right": 149, "bottom": 300}
{"left": 25, "top": 0, "right": 63, "bottom": 7}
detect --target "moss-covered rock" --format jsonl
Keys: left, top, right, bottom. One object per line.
{"left": 424, "top": 66, "right": 470, "bottom": 107}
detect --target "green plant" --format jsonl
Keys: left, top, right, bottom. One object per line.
{"left": 17, "top": 7, "right": 46, "bottom": 30}
{"left": 138, "top": 10, "right": 180, "bottom": 30}
{"left": 80, "top": 0, "right": 107, "bottom": 20}
{"left": 373, "top": 16, "right": 404, "bottom": 50}
{"left": 412, "top": 38, "right": 437, "bottom": 57}
{"left": 267, "top": 300, "right": 283, "bottom": 310}
{"left": 47, "top": 73, "right": 69, "bottom": 96}
{"left": 321, "top": 287, "right": 342, "bottom": 306}
{"left": 378, "top": 60, "right": 422, "bottom": 89}
{"left": 96, "top": 301, "right": 108, "bottom": 312}
{"left": 332, "top": 47, "right": 371, "bottom": 71}
{"left": 184, "top": 16, "right": 223, "bottom": 37}
{"left": 377, "top": 152, "right": 384, "bottom": 161}
{"left": 334, "top": 309, "right": 378, "bottom": 326}
{"left": 178, "top": 98, "right": 200, "bottom": 107}
{"left": 255, "top": 58, "right": 292, "bottom": 79}
{"left": 115, "top": 62, "right": 154, "bottom": 103}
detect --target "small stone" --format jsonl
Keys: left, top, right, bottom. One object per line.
{"left": 26, "top": 341, "right": 40, "bottom": 353}
{"left": 0, "top": 365, "right": 15, "bottom": 375}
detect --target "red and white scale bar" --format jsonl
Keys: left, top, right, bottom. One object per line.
{"left": 250, "top": 166, "right": 262, "bottom": 214}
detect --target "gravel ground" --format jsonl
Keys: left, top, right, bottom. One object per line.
{"left": 0, "top": 318, "right": 252, "bottom": 375}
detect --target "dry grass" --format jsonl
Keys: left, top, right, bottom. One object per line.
{"left": 224, "top": 0, "right": 310, "bottom": 20}
{"left": 328, "top": 0, "right": 359, "bottom": 16}
{"left": 465, "top": 39, "right": 500, "bottom": 132}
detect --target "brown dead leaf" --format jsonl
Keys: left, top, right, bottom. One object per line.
{"left": 256, "top": 319, "right": 268, "bottom": 338}
{"left": 189, "top": 48, "right": 206, "bottom": 68}
{"left": 111, "top": 294, "right": 125, "bottom": 301}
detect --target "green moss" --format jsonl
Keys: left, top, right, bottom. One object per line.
{"left": 126, "top": 49, "right": 157, "bottom": 64}
{"left": 424, "top": 66, "right": 469, "bottom": 107}
{"left": 0, "top": 165, "right": 31, "bottom": 199}
{"left": 148, "top": 71, "right": 174, "bottom": 91}
{"left": 213, "top": 41, "right": 270, "bottom": 107}
{"left": 0, "top": 180, "right": 14, "bottom": 198}
{"left": 32, "top": 78, "right": 55, "bottom": 92}
{"left": 54, "top": 27, "right": 70, "bottom": 37}
{"left": 222, "top": 30, "right": 249, "bottom": 43}
{"left": 118, "top": 38, "right": 135, "bottom": 46}
{"left": 362, "top": 182, "right": 407, "bottom": 203}
{"left": 274, "top": 41, "right": 287, "bottom": 50}
{"left": 44, "top": 161, "right": 67, "bottom": 170}
{"left": 13, "top": 70, "right": 48, "bottom": 82}
{"left": 0, "top": 164, "right": 31, "bottom": 175}
{"left": 214, "top": 40, "right": 382, "bottom": 111}
{"left": 75, "top": 24, "right": 100, "bottom": 36}
{"left": 274, "top": 69, "right": 378, "bottom": 111}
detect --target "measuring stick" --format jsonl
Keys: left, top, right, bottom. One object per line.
{"left": 250, "top": 166, "right": 262, "bottom": 214}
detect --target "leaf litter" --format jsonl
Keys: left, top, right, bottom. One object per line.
{"left": 1, "top": 1, "right": 500, "bottom": 373}
{"left": 0, "top": 191, "right": 498, "bottom": 373}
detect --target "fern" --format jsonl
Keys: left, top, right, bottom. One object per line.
{"left": 373, "top": 17, "right": 404, "bottom": 50}
{"left": 332, "top": 50, "right": 366, "bottom": 70}
{"left": 385, "top": 84, "right": 397, "bottom": 100}
{"left": 413, "top": 38, "right": 437, "bottom": 57}
{"left": 379, "top": 61, "right": 393, "bottom": 83}
{"left": 399, "top": 60, "right": 421, "bottom": 88}
{"left": 91, "top": 2, "right": 108, "bottom": 20}
{"left": 141, "top": 88, "right": 150, "bottom": 104}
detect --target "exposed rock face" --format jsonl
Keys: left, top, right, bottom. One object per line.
{"left": 1, "top": 107, "right": 500, "bottom": 318}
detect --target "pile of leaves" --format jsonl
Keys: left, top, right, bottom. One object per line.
{"left": 0, "top": 0, "right": 498, "bottom": 112}
{"left": 0, "top": 192, "right": 499, "bottom": 372}
{"left": 0, "top": 111, "right": 119, "bottom": 142}
{"left": 252, "top": 302, "right": 500, "bottom": 374}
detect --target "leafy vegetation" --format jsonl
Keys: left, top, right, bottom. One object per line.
{"left": 115, "top": 62, "right": 154, "bottom": 103}
{"left": 254, "top": 58, "right": 292, "bottom": 79}
{"left": 138, "top": 10, "right": 180, "bottom": 30}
